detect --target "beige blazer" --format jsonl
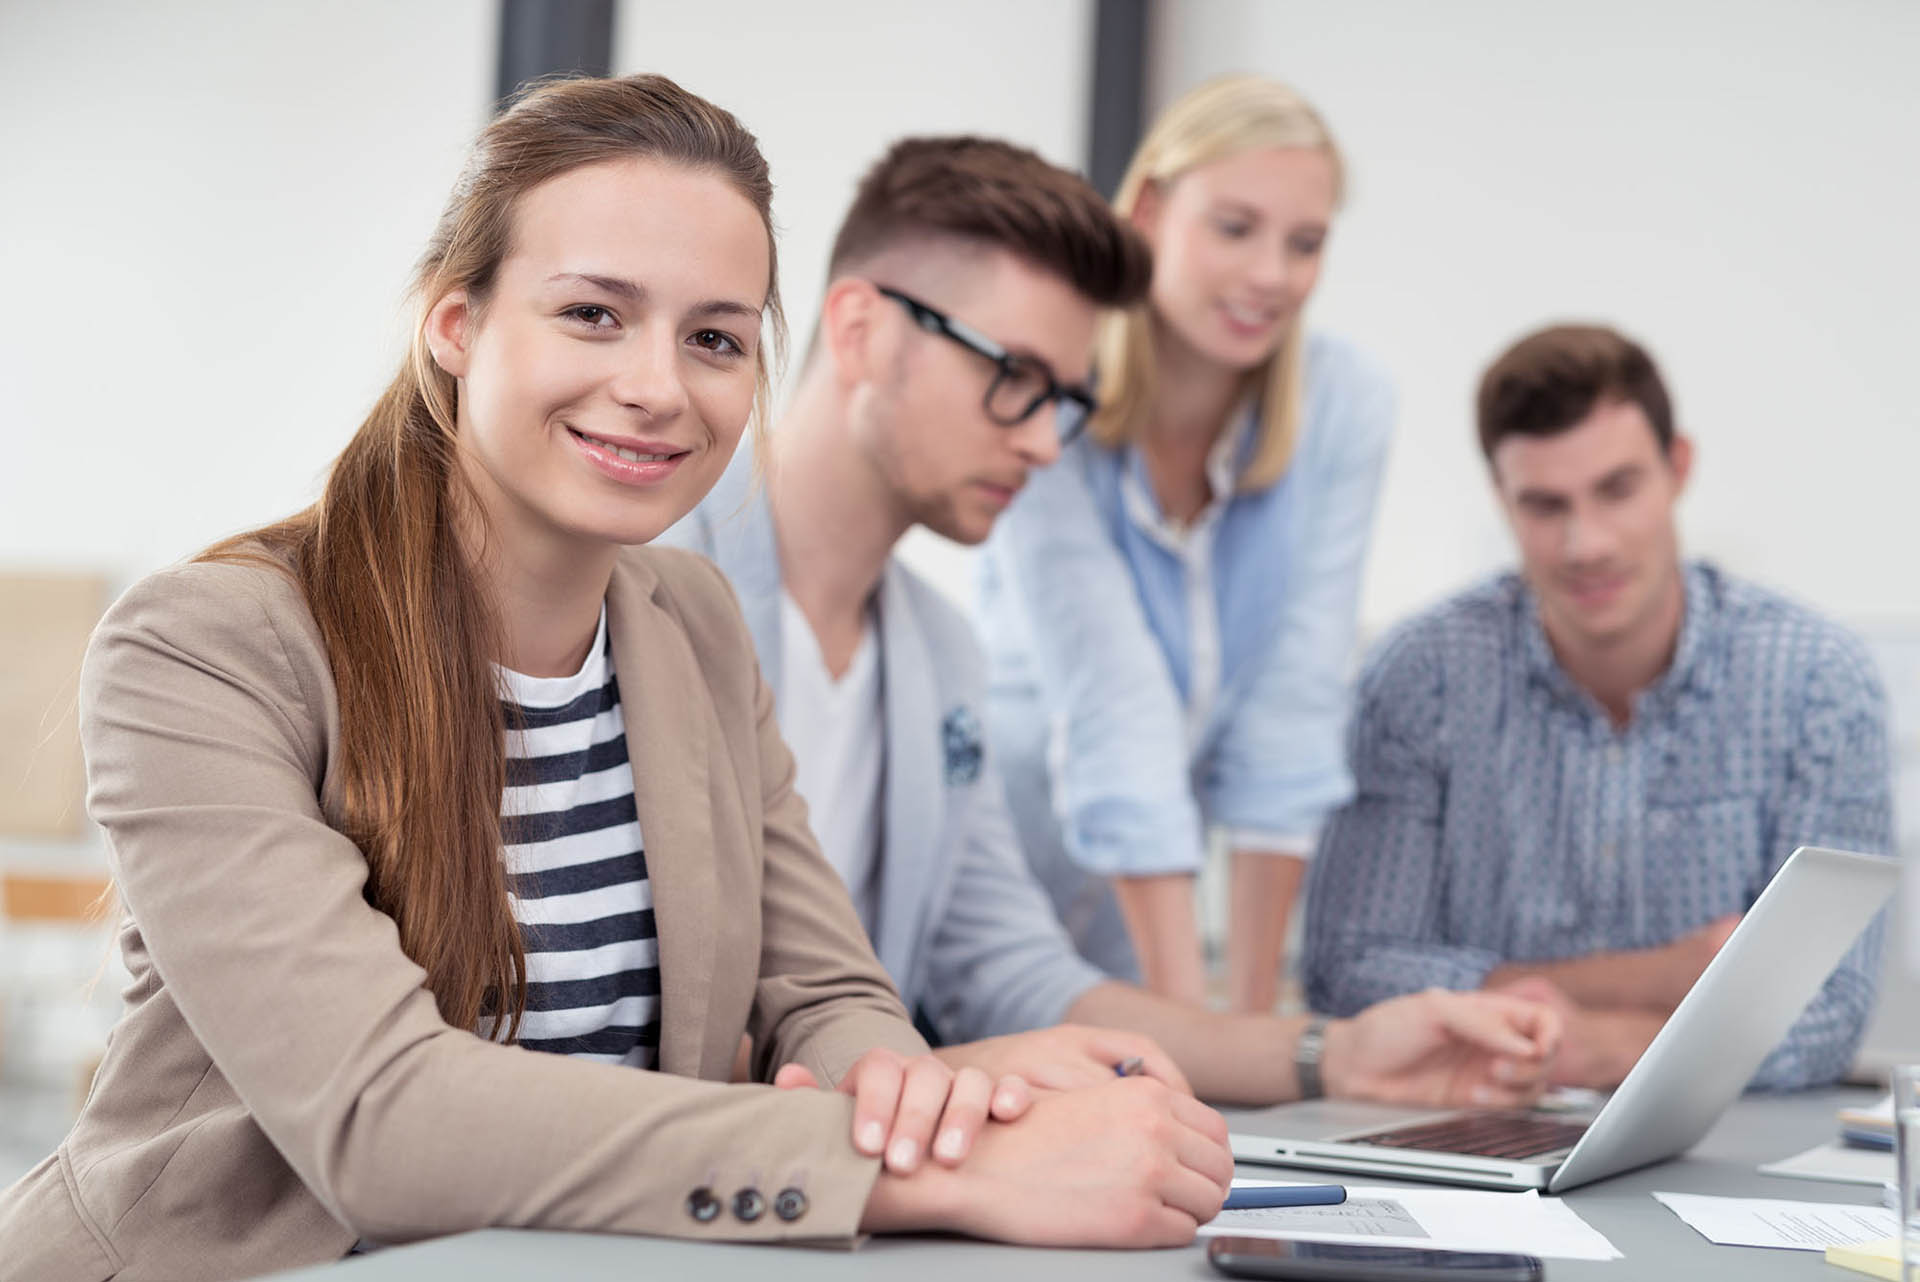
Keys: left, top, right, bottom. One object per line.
{"left": 0, "top": 547, "right": 927, "bottom": 1282}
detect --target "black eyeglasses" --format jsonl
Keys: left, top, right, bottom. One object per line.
{"left": 876, "top": 285, "right": 1095, "bottom": 444}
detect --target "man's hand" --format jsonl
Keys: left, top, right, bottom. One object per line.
{"left": 934, "top": 1025, "right": 1193, "bottom": 1095}
{"left": 1492, "top": 976, "right": 1667, "bottom": 1088}
{"left": 772, "top": 1048, "right": 1031, "bottom": 1174}
{"left": 860, "top": 1076, "right": 1233, "bottom": 1246}
{"left": 1320, "top": 988, "right": 1563, "bottom": 1108}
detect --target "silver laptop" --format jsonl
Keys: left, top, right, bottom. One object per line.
{"left": 1228, "top": 846, "right": 1897, "bottom": 1192}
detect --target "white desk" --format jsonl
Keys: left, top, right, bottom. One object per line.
{"left": 266, "top": 1087, "right": 1892, "bottom": 1280}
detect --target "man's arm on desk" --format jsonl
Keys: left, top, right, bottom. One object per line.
{"left": 1484, "top": 914, "right": 1741, "bottom": 1013}
{"left": 939, "top": 982, "right": 1561, "bottom": 1110}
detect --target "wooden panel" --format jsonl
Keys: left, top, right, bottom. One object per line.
{"left": 1, "top": 873, "right": 113, "bottom": 923}
{"left": 0, "top": 572, "right": 108, "bottom": 837}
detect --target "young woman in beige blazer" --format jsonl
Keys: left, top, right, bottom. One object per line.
{"left": 0, "top": 75, "right": 1233, "bottom": 1282}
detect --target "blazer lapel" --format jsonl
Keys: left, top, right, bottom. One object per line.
{"left": 606, "top": 553, "right": 718, "bottom": 1079}
{"left": 872, "top": 563, "right": 945, "bottom": 988}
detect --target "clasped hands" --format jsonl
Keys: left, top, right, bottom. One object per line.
{"left": 778, "top": 1045, "right": 1234, "bottom": 1245}
{"left": 775, "top": 990, "right": 1561, "bottom": 1246}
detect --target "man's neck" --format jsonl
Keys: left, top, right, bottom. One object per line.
{"left": 768, "top": 372, "right": 912, "bottom": 676}
{"left": 1542, "top": 565, "right": 1688, "bottom": 729}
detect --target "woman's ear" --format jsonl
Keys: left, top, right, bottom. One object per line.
{"left": 423, "top": 289, "right": 475, "bottom": 378}
{"left": 1129, "top": 179, "right": 1165, "bottom": 241}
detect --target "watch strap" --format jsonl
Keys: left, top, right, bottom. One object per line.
{"left": 1295, "top": 1015, "right": 1329, "bottom": 1100}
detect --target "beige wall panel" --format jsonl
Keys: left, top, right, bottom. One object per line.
{"left": 0, "top": 574, "right": 108, "bottom": 837}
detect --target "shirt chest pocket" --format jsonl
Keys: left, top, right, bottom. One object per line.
{"left": 1643, "top": 794, "right": 1767, "bottom": 914}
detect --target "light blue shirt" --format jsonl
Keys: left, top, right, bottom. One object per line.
{"left": 977, "top": 333, "right": 1393, "bottom": 975}
{"left": 1303, "top": 563, "right": 1893, "bottom": 1090}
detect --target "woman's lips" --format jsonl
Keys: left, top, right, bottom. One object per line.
{"left": 567, "top": 427, "right": 688, "bottom": 487}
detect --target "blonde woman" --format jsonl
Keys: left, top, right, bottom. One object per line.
{"left": 979, "top": 76, "right": 1392, "bottom": 1014}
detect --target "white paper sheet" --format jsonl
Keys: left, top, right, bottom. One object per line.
{"left": 1651, "top": 1191, "right": 1898, "bottom": 1251}
{"left": 1199, "top": 1180, "right": 1621, "bottom": 1261}
{"left": 1757, "top": 1140, "right": 1897, "bottom": 1188}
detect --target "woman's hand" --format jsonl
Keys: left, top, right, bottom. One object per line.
{"left": 859, "top": 1076, "right": 1234, "bottom": 1247}
{"left": 773, "top": 1048, "right": 1030, "bottom": 1174}
{"left": 1320, "top": 988, "right": 1564, "bottom": 1108}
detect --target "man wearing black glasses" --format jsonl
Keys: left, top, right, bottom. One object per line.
{"left": 662, "top": 136, "right": 1561, "bottom": 1114}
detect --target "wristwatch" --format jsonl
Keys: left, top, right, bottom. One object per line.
{"left": 1294, "top": 1016, "right": 1329, "bottom": 1100}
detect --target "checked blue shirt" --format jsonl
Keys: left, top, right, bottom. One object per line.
{"left": 1303, "top": 562, "right": 1893, "bottom": 1090}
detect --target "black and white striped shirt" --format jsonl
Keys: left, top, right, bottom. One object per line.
{"left": 493, "top": 609, "right": 661, "bottom": 1066}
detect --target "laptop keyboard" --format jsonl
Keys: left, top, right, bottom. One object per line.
{"left": 1348, "top": 1112, "right": 1591, "bottom": 1161}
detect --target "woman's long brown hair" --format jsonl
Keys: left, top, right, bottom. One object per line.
{"left": 202, "top": 75, "right": 783, "bottom": 1039}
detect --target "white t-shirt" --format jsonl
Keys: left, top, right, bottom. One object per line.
{"left": 777, "top": 591, "right": 884, "bottom": 932}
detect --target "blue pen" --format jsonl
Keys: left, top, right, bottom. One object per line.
{"left": 1223, "top": 1184, "right": 1347, "bottom": 1211}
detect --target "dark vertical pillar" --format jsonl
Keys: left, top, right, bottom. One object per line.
{"left": 1086, "top": 0, "right": 1150, "bottom": 196}
{"left": 496, "top": 0, "right": 616, "bottom": 109}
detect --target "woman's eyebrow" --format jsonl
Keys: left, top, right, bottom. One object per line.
{"left": 544, "top": 272, "right": 756, "bottom": 321}
{"left": 1210, "top": 199, "right": 1262, "bottom": 220}
{"left": 689, "top": 299, "right": 761, "bottom": 322}
{"left": 547, "top": 271, "right": 643, "bottom": 300}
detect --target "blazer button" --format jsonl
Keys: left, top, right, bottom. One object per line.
{"left": 732, "top": 1187, "right": 766, "bottom": 1222}
{"left": 687, "top": 1187, "right": 722, "bottom": 1223}
{"left": 773, "top": 1187, "right": 809, "bottom": 1222}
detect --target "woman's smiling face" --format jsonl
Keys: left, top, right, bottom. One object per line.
{"left": 1135, "top": 144, "right": 1336, "bottom": 372}
{"left": 428, "top": 155, "right": 771, "bottom": 552}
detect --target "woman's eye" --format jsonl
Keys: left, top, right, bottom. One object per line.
{"left": 691, "top": 329, "right": 744, "bottom": 357}
{"left": 1289, "top": 236, "right": 1326, "bottom": 257}
{"left": 565, "top": 305, "right": 616, "bottom": 328}
{"left": 1214, "top": 220, "right": 1252, "bottom": 239}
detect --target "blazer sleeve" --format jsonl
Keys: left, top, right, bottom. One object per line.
{"left": 79, "top": 563, "right": 890, "bottom": 1247}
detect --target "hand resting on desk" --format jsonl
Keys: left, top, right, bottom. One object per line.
{"left": 769, "top": 1047, "right": 1033, "bottom": 1174}
{"left": 1324, "top": 988, "right": 1565, "bottom": 1108}
{"left": 857, "top": 1076, "right": 1234, "bottom": 1246}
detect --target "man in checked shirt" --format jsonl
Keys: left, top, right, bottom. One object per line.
{"left": 1303, "top": 322, "right": 1893, "bottom": 1091}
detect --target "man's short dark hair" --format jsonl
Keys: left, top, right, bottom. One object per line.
{"left": 828, "top": 136, "right": 1152, "bottom": 307}
{"left": 1476, "top": 324, "right": 1676, "bottom": 461}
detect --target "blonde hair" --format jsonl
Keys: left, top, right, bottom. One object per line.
{"left": 1091, "top": 75, "right": 1343, "bottom": 491}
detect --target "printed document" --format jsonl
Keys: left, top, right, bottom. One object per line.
{"left": 1200, "top": 1180, "right": 1620, "bottom": 1261}
{"left": 1652, "top": 1191, "right": 1897, "bottom": 1250}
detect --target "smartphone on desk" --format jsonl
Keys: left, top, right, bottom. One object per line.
{"left": 1207, "top": 1238, "right": 1544, "bottom": 1282}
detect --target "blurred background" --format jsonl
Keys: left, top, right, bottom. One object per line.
{"left": 2, "top": 0, "right": 1916, "bottom": 1182}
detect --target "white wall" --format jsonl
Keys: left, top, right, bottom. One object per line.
{"left": 1150, "top": 0, "right": 1920, "bottom": 636}
{"left": 0, "top": 1, "right": 494, "bottom": 875}
{"left": 0, "top": 1, "right": 495, "bottom": 583}
{"left": 612, "top": 0, "right": 1095, "bottom": 591}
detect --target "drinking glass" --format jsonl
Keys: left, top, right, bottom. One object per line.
{"left": 1897, "top": 1064, "right": 1920, "bottom": 1282}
